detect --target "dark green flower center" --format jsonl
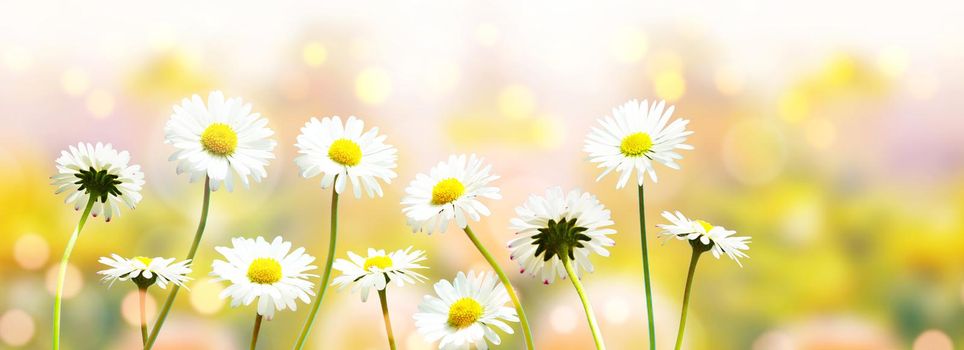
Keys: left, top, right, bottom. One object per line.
{"left": 532, "top": 217, "right": 591, "bottom": 262}
{"left": 74, "top": 166, "right": 122, "bottom": 203}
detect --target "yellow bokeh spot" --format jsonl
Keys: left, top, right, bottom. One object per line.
{"left": 86, "top": 90, "right": 114, "bottom": 119}
{"left": 200, "top": 123, "right": 238, "bottom": 156}
{"left": 653, "top": 70, "right": 686, "bottom": 102}
{"left": 328, "top": 138, "right": 362, "bottom": 166}
{"left": 355, "top": 67, "right": 392, "bottom": 105}
{"left": 431, "top": 178, "right": 465, "bottom": 205}
{"left": 302, "top": 42, "right": 328, "bottom": 67}
{"left": 363, "top": 256, "right": 393, "bottom": 272}
{"left": 61, "top": 68, "right": 90, "bottom": 96}
{"left": 0, "top": 309, "right": 35, "bottom": 346}
{"left": 246, "top": 257, "right": 282, "bottom": 284}
{"left": 714, "top": 66, "right": 745, "bottom": 96}
{"left": 447, "top": 297, "right": 483, "bottom": 329}
{"left": 620, "top": 132, "right": 653, "bottom": 157}
{"left": 13, "top": 234, "right": 48, "bottom": 270}
{"left": 498, "top": 84, "right": 536, "bottom": 119}
{"left": 779, "top": 90, "right": 810, "bottom": 123}
{"left": 190, "top": 278, "right": 225, "bottom": 315}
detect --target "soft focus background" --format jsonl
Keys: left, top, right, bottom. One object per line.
{"left": 1, "top": 1, "right": 963, "bottom": 349}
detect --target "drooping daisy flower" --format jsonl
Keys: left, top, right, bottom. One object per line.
{"left": 211, "top": 236, "right": 317, "bottom": 319}
{"left": 294, "top": 116, "right": 398, "bottom": 198}
{"left": 98, "top": 254, "right": 192, "bottom": 289}
{"left": 584, "top": 99, "right": 693, "bottom": 188}
{"left": 51, "top": 142, "right": 145, "bottom": 221}
{"left": 331, "top": 247, "right": 428, "bottom": 302}
{"left": 402, "top": 154, "right": 501, "bottom": 234}
{"left": 508, "top": 187, "right": 616, "bottom": 284}
{"left": 657, "top": 211, "right": 751, "bottom": 266}
{"left": 414, "top": 271, "right": 518, "bottom": 350}
{"left": 164, "top": 91, "right": 277, "bottom": 192}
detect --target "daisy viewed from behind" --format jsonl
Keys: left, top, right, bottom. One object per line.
{"left": 414, "top": 271, "right": 518, "bottom": 350}
{"left": 656, "top": 210, "right": 750, "bottom": 350}
{"left": 507, "top": 187, "right": 614, "bottom": 349}
{"left": 98, "top": 254, "right": 191, "bottom": 345}
{"left": 294, "top": 116, "right": 398, "bottom": 198}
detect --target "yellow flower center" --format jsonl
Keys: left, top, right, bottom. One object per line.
{"left": 246, "top": 257, "right": 282, "bottom": 284}
{"left": 431, "top": 178, "right": 465, "bottom": 205}
{"left": 328, "top": 138, "right": 362, "bottom": 166}
{"left": 134, "top": 256, "right": 153, "bottom": 267}
{"left": 363, "top": 255, "right": 393, "bottom": 272}
{"left": 200, "top": 123, "right": 238, "bottom": 156}
{"left": 696, "top": 219, "right": 713, "bottom": 232}
{"left": 447, "top": 297, "right": 483, "bottom": 329}
{"left": 620, "top": 132, "right": 653, "bottom": 157}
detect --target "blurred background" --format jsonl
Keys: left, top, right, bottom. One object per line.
{"left": 1, "top": 1, "right": 963, "bottom": 349}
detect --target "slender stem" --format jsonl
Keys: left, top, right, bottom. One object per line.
{"left": 674, "top": 249, "right": 702, "bottom": 350}
{"left": 250, "top": 314, "right": 264, "bottom": 350}
{"left": 562, "top": 257, "right": 606, "bottom": 350}
{"left": 144, "top": 176, "right": 212, "bottom": 350}
{"left": 52, "top": 197, "right": 95, "bottom": 350}
{"left": 293, "top": 187, "right": 340, "bottom": 349}
{"left": 462, "top": 225, "right": 535, "bottom": 350}
{"left": 377, "top": 289, "right": 398, "bottom": 350}
{"left": 637, "top": 184, "right": 656, "bottom": 350}
{"left": 139, "top": 287, "right": 149, "bottom": 346}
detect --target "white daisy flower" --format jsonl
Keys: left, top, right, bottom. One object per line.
{"left": 294, "top": 116, "right": 398, "bottom": 198}
{"left": 51, "top": 142, "right": 145, "bottom": 222}
{"left": 584, "top": 99, "right": 693, "bottom": 188}
{"left": 657, "top": 211, "right": 751, "bottom": 266}
{"left": 211, "top": 236, "right": 317, "bottom": 319}
{"left": 164, "top": 91, "right": 277, "bottom": 192}
{"left": 414, "top": 271, "right": 519, "bottom": 350}
{"left": 97, "top": 254, "right": 192, "bottom": 289}
{"left": 507, "top": 187, "right": 616, "bottom": 285}
{"left": 402, "top": 154, "right": 501, "bottom": 234}
{"left": 331, "top": 247, "right": 428, "bottom": 302}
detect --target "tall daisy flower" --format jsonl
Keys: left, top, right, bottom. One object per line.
{"left": 402, "top": 154, "right": 534, "bottom": 349}
{"left": 507, "top": 187, "right": 615, "bottom": 349}
{"left": 332, "top": 247, "right": 428, "bottom": 349}
{"left": 583, "top": 99, "right": 692, "bottom": 349}
{"left": 656, "top": 211, "right": 750, "bottom": 350}
{"left": 98, "top": 255, "right": 191, "bottom": 345}
{"left": 211, "top": 236, "right": 317, "bottom": 349}
{"left": 414, "top": 271, "right": 519, "bottom": 350}
{"left": 292, "top": 116, "right": 398, "bottom": 349}
{"left": 50, "top": 142, "right": 144, "bottom": 350}
{"left": 146, "top": 91, "right": 276, "bottom": 350}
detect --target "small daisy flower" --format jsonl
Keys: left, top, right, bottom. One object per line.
{"left": 584, "top": 99, "right": 693, "bottom": 188}
{"left": 657, "top": 211, "right": 751, "bottom": 266}
{"left": 211, "top": 236, "right": 317, "bottom": 320}
{"left": 294, "top": 116, "right": 398, "bottom": 198}
{"left": 414, "top": 271, "right": 519, "bottom": 350}
{"left": 51, "top": 142, "right": 145, "bottom": 221}
{"left": 331, "top": 247, "right": 428, "bottom": 302}
{"left": 97, "top": 254, "right": 192, "bottom": 289}
{"left": 402, "top": 154, "right": 501, "bottom": 234}
{"left": 164, "top": 91, "right": 277, "bottom": 192}
{"left": 507, "top": 187, "right": 616, "bottom": 284}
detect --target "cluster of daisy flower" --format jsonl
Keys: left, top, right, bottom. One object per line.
{"left": 49, "top": 91, "right": 750, "bottom": 350}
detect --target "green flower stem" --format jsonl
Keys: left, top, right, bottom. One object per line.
{"left": 462, "top": 225, "right": 535, "bottom": 350}
{"left": 139, "top": 287, "right": 149, "bottom": 346}
{"left": 637, "top": 184, "right": 656, "bottom": 350}
{"left": 144, "top": 176, "right": 212, "bottom": 350}
{"left": 674, "top": 248, "right": 703, "bottom": 350}
{"left": 52, "top": 197, "right": 95, "bottom": 350}
{"left": 562, "top": 257, "right": 606, "bottom": 350}
{"left": 377, "top": 289, "right": 398, "bottom": 350}
{"left": 250, "top": 314, "right": 264, "bottom": 350}
{"left": 293, "top": 187, "right": 340, "bottom": 349}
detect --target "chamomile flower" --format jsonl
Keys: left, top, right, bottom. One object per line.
{"left": 331, "top": 247, "right": 428, "bottom": 302}
{"left": 402, "top": 154, "right": 501, "bottom": 234}
{"left": 211, "top": 236, "right": 317, "bottom": 319}
{"left": 97, "top": 254, "right": 192, "bottom": 289}
{"left": 657, "top": 211, "right": 751, "bottom": 266}
{"left": 584, "top": 99, "right": 693, "bottom": 188}
{"left": 294, "top": 116, "right": 398, "bottom": 198}
{"left": 414, "top": 271, "right": 519, "bottom": 350}
{"left": 50, "top": 142, "right": 145, "bottom": 221}
{"left": 164, "top": 91, "right": 277, "bottom": 191}
{"left": 507, "top": 187, "right": 616, "bottom": 284}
